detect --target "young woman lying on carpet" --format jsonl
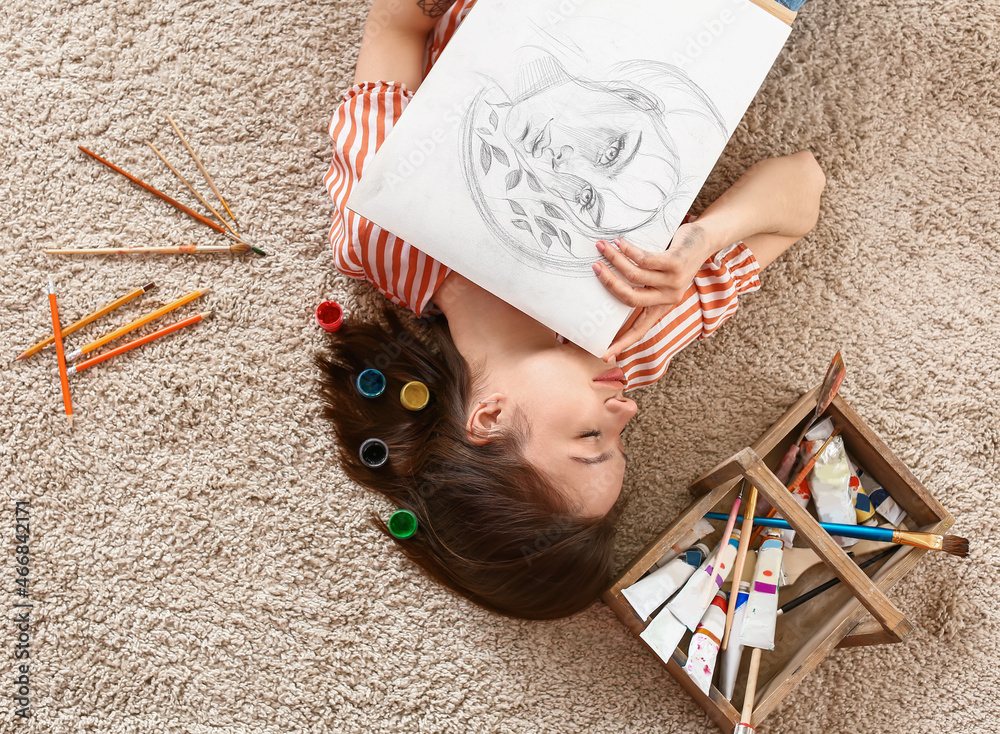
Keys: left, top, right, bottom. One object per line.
{"left": 317, "top": 0, "right": 825, "bottom": 619}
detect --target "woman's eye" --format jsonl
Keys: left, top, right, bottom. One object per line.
{"left": 598, "top": 135, "right": 626, "bottom": 166}
{"left": 580, "top": 430, "right": 601, "bottom": 439}
{"left": 576, "top": 185, "right": 596, "bottom": 209}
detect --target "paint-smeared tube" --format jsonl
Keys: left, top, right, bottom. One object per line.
{"left": 719, "top": 581, "right": 751, "bottom": 699}
{"left": 640, "top": 606, "right": 689, "bottom": 666}
{"left": 683, "top": 591, "right": 728, "bottom": 695}
{"left": 668, "top": 531, "right": 741, "bottom": 631}
{"left": 803, "top": 434, "right": 858, "bottom": 547}
{"left": 653, "top": 518, "right": 715, "bottom": 568}
{"left": 738, "top": 533, "right": 785, "bottom": 651}
{"left": 847, "top": 457, "right": 877, "bottom": 522}
{"left": 852, "top": 457, "right": 907, "bottom": 525}
{"left": 623, "top": 543, "right": 707, "bottom": 620}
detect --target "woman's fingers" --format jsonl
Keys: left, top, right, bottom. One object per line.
{"left": 592, "top": 261, "right": 658, "bottom": 307}
{"left": 595, "top": 239, "right": 648, "bottom": 283}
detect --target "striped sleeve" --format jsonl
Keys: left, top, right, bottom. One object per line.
{"left": 423, "top": 0, "right": 478, "bottom": 78}
{"left": 620, "top": 242, "right": 762, "bottom": 391}
{"left": 324, "top": 81, "right": 451, "bottom": 317}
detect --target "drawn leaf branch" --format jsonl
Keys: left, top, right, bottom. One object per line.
{"left": 480, "top": 139, "right": 492, "bottom": 174}
{"left": 507, "top": 199, "right": 526, "bottom": 216}
{"left": 505, "top": 169, "right": 522, "bottom": 191}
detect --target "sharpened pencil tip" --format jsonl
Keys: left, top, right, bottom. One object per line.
{"left": 67, "top": 415, "right": 74, "bottom": 431}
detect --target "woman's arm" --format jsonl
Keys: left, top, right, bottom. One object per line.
{"left": 593, "top": 151, "right": 826, "bottom": 361}
{"left": 695, "top": 150, "right": 826, "bottom": 269}
{"left": 353, "top": 0, "right": 457, "bottom": 90}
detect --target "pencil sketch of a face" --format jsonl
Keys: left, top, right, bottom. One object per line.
{"left": 460, "top": 51, "right": 726, "bottom": 276}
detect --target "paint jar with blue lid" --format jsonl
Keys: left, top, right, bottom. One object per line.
{"left": 356, "top": 369, "right": 387, "bottom": 398}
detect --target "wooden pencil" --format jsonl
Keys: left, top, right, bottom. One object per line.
{"left": 146, "top": 140, "right": 236, "bottom": 236}
{"left": 166, "top": 114, "right": 240, "bottom": 232}
{"left": 17, "top": 282, "right": 155, "bottom": 361}
{"left": 46, "top": 282, "right": 74, "bottom": 429}
{"left": 65, "top": 287, "right": 210, "bottom": 362}
{"left": 69, "top": 311, "right": 214, "bottom": 375}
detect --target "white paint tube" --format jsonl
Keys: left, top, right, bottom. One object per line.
{"left": 804, "top": 434, "right": 858, "bottom": 547}
{"left": 771, "top": 419, "right": 838, "bottom": 548}
{"left": 683, "top": 591, "right": 728, "bottom": 696}
{"left": 780, "top": 482, "right": 810, "bottom": 548}
{"left": 623, "top": 543, "right": 707, "bottom": 620}
{"left": 853, "top": 459, "right": 907, "bottom": 525}
{"left": 640, "top": 607, "right": 689, "bottom": 666}
{"left": 667, "top": 531, "right": 741, "bottom": 631}
{"left": 846, "top": 456, "right": 877, "bottom": 523}
{"left": 653, "top": 518, "right": 715, "bottom": 568}
{"left": 718, "top": 581, "right": 751, "bottom": 699}
{"left": 738, "top": 533, "right": 785, "bottom": 651}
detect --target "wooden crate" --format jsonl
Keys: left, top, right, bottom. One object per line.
{"left": 602, "top": 386, "right": 954, "bottom": 732}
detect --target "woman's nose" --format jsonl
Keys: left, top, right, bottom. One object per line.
{"left": 608, "top": 397, "right": 638, "bottom": 427}
{"left": 551, "top": 145, "right": 574, "bottom": 171}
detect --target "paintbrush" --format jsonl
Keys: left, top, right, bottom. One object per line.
{"left": 76, "top": 145, "right": 266, "bottom": 256}
{"left": 773, "top": 351, "right": 846, "bottom": 484}
{"left": 166, "top": 114, "right": 240, "bottom": 232}
{"left": 45, "top": 243, "right": 253, "bottom": 256}
{"left": 722, "top": 483, "right": 757, "bottom": 650}
{"left": 719, "top": 482, "right": 745, "bottom": 649}
{"left": 704, "top": 513, "right": 969, "bottom": 557}
{"left": 146, "top": 140, "right": 237, "bottom": 236}
{"left": 777, "top": 547, "right": 898, "bottom": 615}
{"left": 734, "top": 647, "right": 762, "bottom": 734}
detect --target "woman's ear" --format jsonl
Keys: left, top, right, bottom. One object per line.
{"left": 466, "top": 393, "right": 505, "bottom": 445}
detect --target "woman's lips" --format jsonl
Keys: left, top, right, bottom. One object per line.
{"left": 594, "top": 367, "right": 626, "bottom": 383}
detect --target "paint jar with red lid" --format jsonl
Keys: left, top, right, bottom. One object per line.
{"left": 316, "top": 301, "right": 344, "bottom": 332}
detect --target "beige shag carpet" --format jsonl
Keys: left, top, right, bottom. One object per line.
{"left": 2, "top": 0, "right": 998, "bottom": 732}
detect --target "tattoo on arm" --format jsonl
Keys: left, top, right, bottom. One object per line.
{"left": 417, "top": 0, "right": 453, "bottom": 18}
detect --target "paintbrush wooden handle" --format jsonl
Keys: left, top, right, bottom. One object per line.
{"left": 741, "top": 647, "right": 762, "bottom": 725}
{"left": 723, "top": 489, "right": 757, "bottom": 649}
{"left": 78, "top": 145, "right": 227, "bottom": 235}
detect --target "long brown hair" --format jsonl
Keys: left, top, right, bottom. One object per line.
{"left": 315, "top": 302, "right": 622, "bottom": 619}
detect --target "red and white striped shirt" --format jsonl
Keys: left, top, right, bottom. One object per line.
{"left": 325, "top": 0, "right": 761, "bottom": 392}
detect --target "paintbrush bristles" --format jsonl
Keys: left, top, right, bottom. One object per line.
{"left": 892, "top": 529, "right": 970, "bottom": 558}
{"left": 941, "top": 535, "right": 970, "bottom": 558}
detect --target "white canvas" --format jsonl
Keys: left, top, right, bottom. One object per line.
{"left": 348, "top": 0, "right": 791, "bottom": 356}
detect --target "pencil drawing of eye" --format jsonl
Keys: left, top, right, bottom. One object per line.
{"left": 459, "top": 48, "right": 725, "bottom": 276}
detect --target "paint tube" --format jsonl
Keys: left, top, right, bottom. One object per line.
{"left": 683, "top": 591, "right": 728, "bottom": 696}
{"left": 623, "top": 543, "right": 707, "bottom": 620}
{"left": 719, "top": 581, "right": 751, "bottom": 699}
{"left": 640, "top": 607, "right": 689, "bottom": 666}
{"left": 852, "top": 460, "right": 907, "bottom": 526}
{"left": 653, "top": 518, "right": 715, "bottom": 568}
{"left": 803, "top": 434, "right": 857, "bottom": 547}
{"left": 738, "top": 532, "right": 784, "bottom": 651}
{"left": 846, "top": 457, "right": 877, "bottom": 522}
{"left": 668, "top": 531, "right": 741, "bottom": 631}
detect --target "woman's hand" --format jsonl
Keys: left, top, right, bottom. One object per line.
{"left": 592, "top": 222, "right": 717, "bottom": 362}
{"left": 592, "top": 151, "right": 825, "bottom": 363}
